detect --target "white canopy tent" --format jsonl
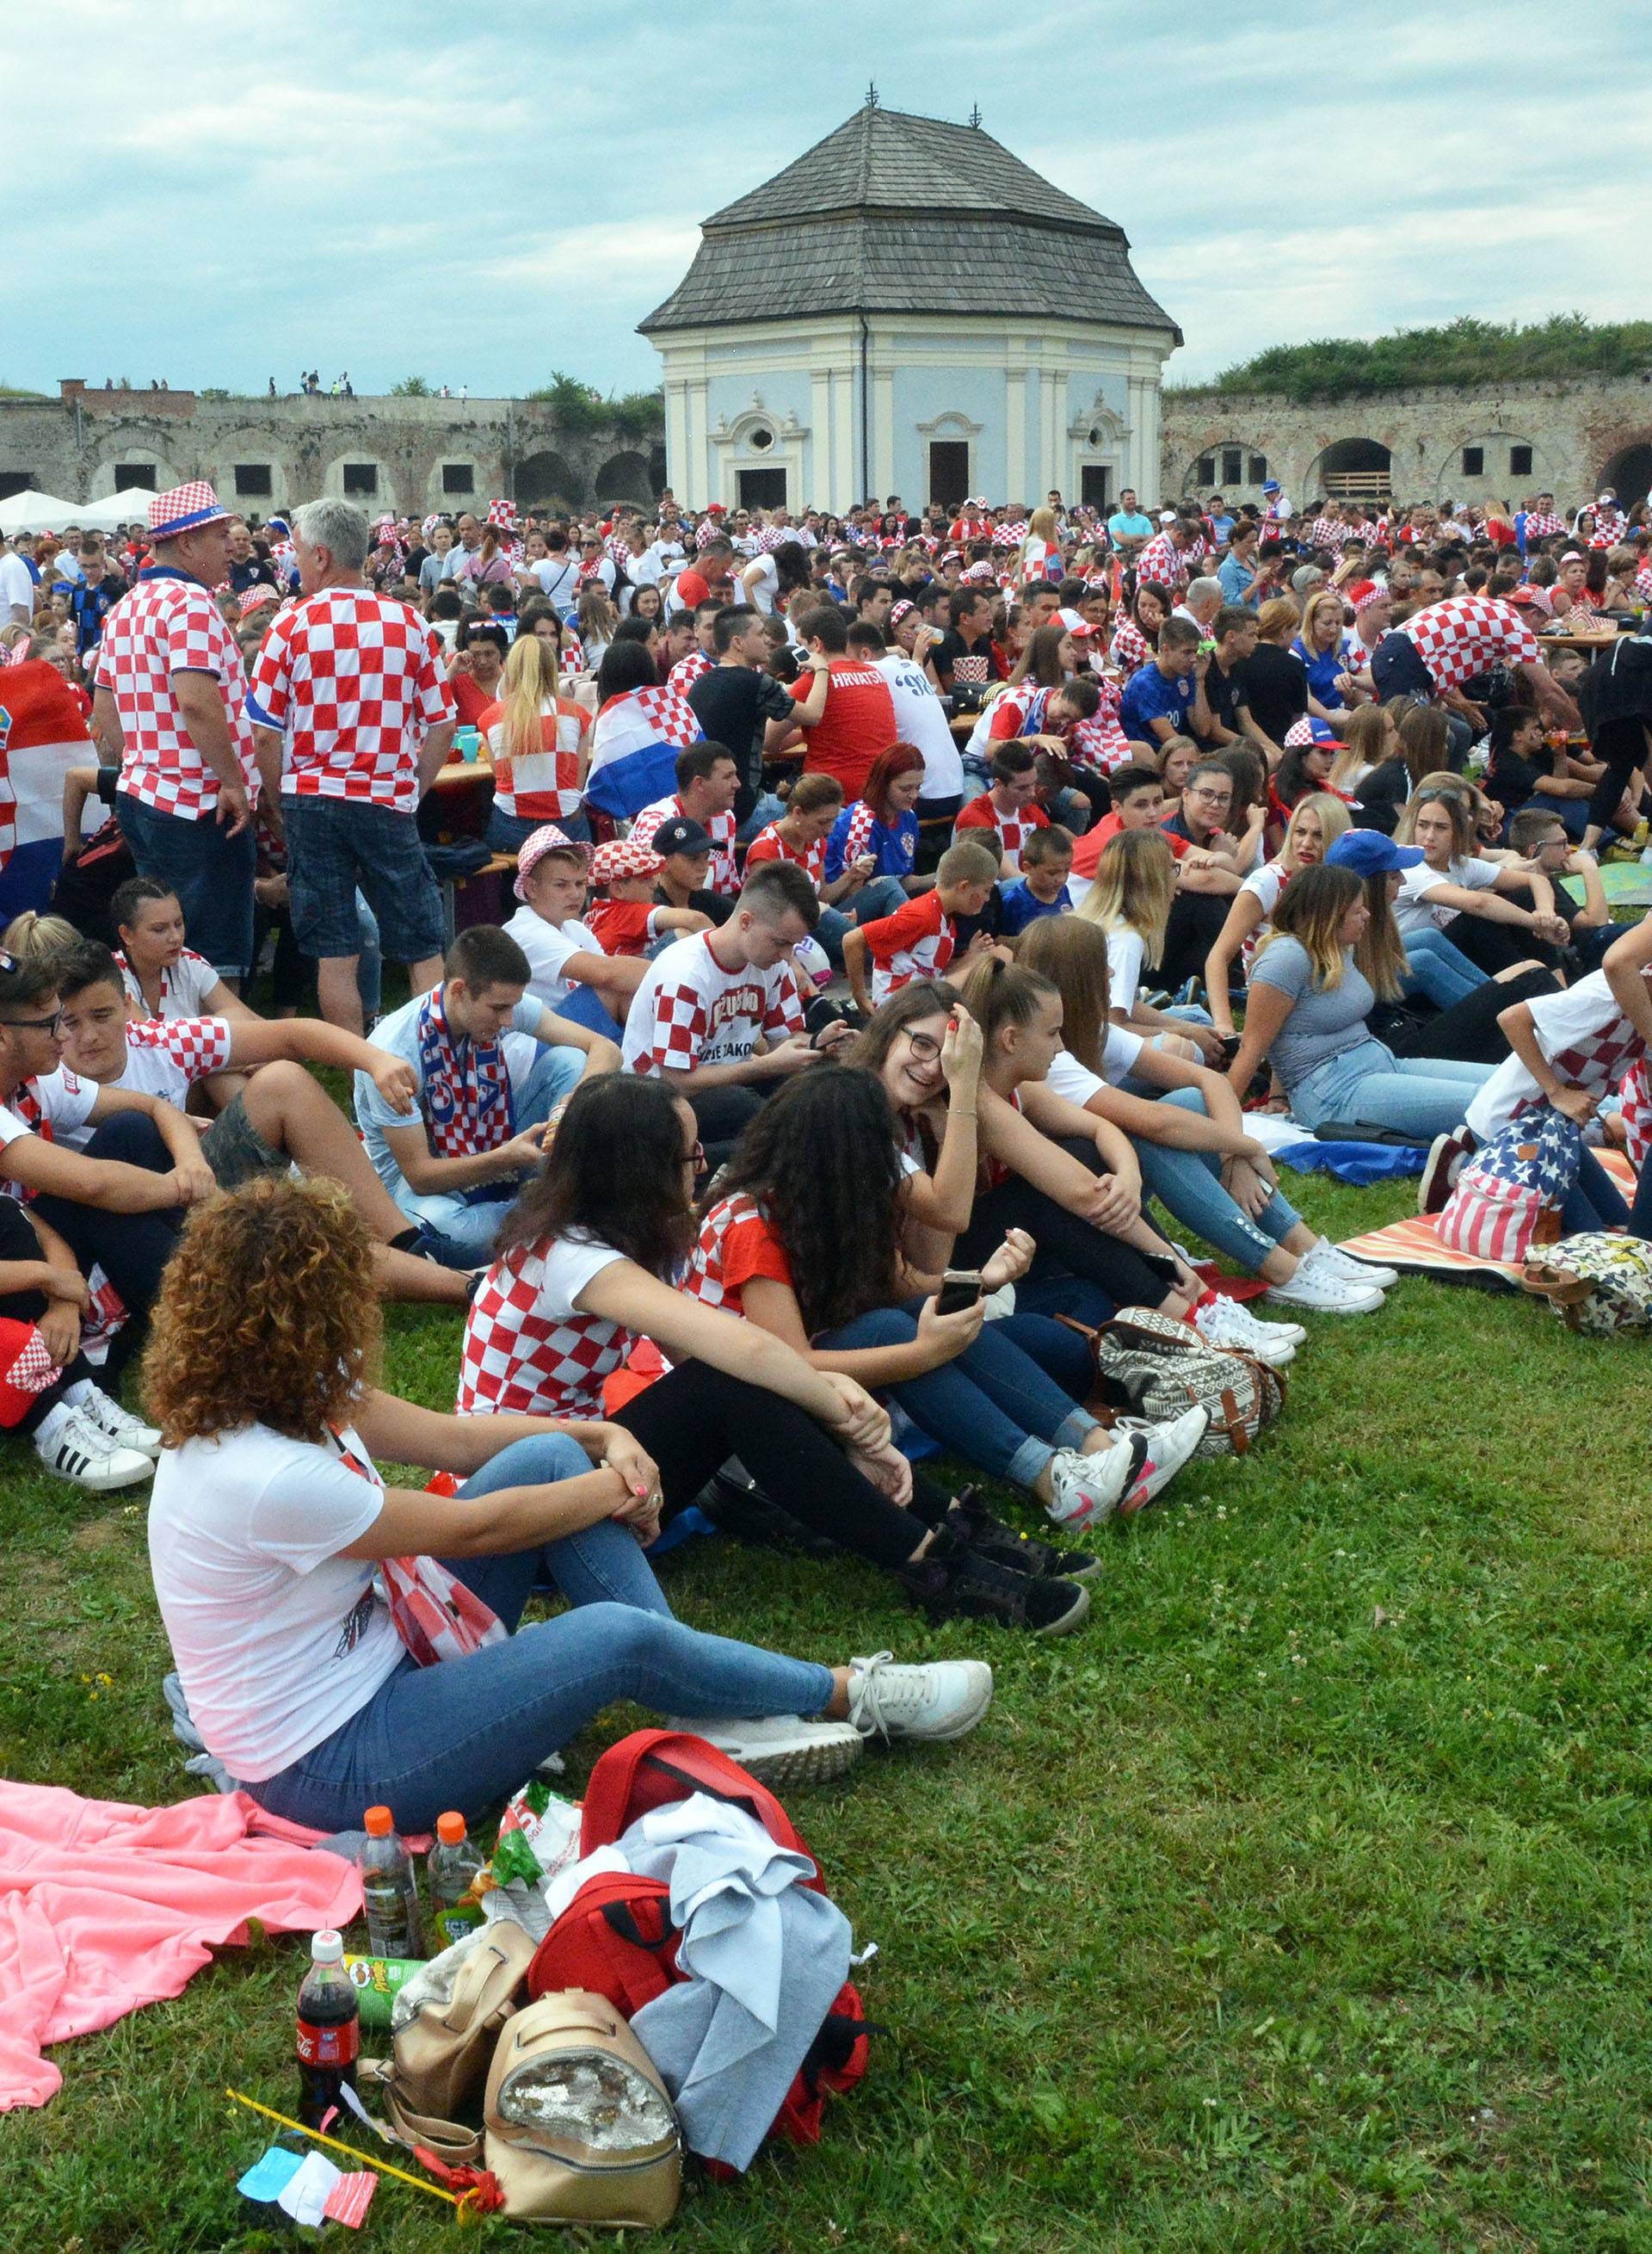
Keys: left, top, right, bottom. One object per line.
{"left": 77, "top": 487, "right": 164, "bottom": 534}
{"left": 0, "top": 488, "right": 81, "bottom": 535}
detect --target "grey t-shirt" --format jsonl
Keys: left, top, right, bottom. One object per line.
{"left": 1248, "top": 936, "right": 1375, "bottom": 1093}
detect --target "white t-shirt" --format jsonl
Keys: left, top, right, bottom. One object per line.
{"left": 1045, "top": 1029, "right": 1146, "bottom": 1109}
{"left": 119, "top": 948, "right": 219, "bottom": 1022}
{"left": 0, "top": 1072, "right": 101, "bottom": 1176}
{"left": 872, "top": 652, "right": 964, "bottom": 800}
{"left": 1394, "top": 855, "right": 1501, "bottom": 936}
{"left": 355, "top": 988, "right": 551, "bottom": 1193}
{"left": 147, "top": 1418, "right": 404, "bottom": 1782}
{"left": 742, "top": 554, "right": 779, "bottom": 615}
{"left": 620, "top": 930, "right": 805, "bottom": 1075}
{"left": 0, "top": 548, "right": 34, "bottom": 622}
{"left": 1106, "top": 927, "right": 1147, "bottom": 1016}
{"left": 532, "top": 554, "right": 581, "bottom": 614}
{"left": 504, "top": 905, "right": 603, "bottom": 1014}
{"left": 40, "top": 1017, "right": 236, "bottom": 1149}
{"left": 1465, "top": 969, "right": 1646, "bottom": 1144}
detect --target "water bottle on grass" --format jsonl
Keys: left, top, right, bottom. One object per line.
{"left": 360, "top": 1805, "right": 422, "bottom": 1958}
{"left": 428, "top": 1811, "right": 486, "bottom": 1948}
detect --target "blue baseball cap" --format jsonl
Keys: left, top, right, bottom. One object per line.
{"left": 1327, "top": 830, "right": 1424, "bottom": 876}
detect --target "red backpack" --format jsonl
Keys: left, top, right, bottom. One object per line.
{"left": 527, "top": 1731, "right": 872, "bottom": 2159}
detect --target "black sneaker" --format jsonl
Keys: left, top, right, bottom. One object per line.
{"left": 945, "top": 1489, "right": 1100, "bottom": 1582}
{"left": 899, "top": 1523, "right": 1089, "bottom": 1637}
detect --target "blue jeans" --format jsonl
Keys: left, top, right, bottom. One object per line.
{"left": 116, "top": 792, "right": 256, "bottom": 979}
{"left": 246, "top": 1435, "right": 835, "bottom": 1834}
{"left": 390, "top": 1045, "right": 586, "bottom": 1258}
{"left": 487, "top": 805, "right": 589, "bottom": 853}
{"left": 736, "top": 793, "right": 786, "bottom": 843}
{"left": 1289, "top": 1039, "right": 1494, "bottom": 1139}
{"left": 1402, "top": 927, "right": 1487, "bottom": 1010}
{"left": 283, "top": 794, "right": 445, "bottom": 964}
{"left": 816, "top": 1304, "right": 1096, "bottom": 1492}
{"left": 1125, "top": 1085, "right": 1304, "bottom": 1270}
{"left": 1561, "top": 1145, "right": 1635, "bottom": 1235}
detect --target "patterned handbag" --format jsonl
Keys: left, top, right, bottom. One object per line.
{"left": 1436, "top": 1108, "right": 1581, "bottom": 1263}
{"left": 1522, "top": 1232, "right": 1652, "bottom": 1337}
{"left": 1057, "top": 1306, "right": 1285, "bottom": 1458}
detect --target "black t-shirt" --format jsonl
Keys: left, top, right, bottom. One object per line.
{"left": 687, "top": 664, "right": 794, "bottom": 812}
{"left": 1484, "top": 746, "right": 1544, "bottom": 813}
{"left": 932, "top": 629, "right": 994, "bottom": 697}
{"left": 1203, "top": 654, "right": 1250, "bottom": 740}
{"left": 1240, "top": 644, "right": 1308, "bottom": 744}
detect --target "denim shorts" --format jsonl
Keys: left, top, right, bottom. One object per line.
{"left": 282, "top": 794, "right": 445, "bottom": 964}
{"left": 200, "top": 1092, "right": 286, "bottom": 1189}
{"left": 115, "top": 793, "right": 256, "bottom": 979}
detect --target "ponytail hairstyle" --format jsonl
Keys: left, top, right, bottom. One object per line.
{"left": 1353, "top": 871, "right": 1409, "bottom": 1003}
{"left": 496, "top": 630, "right": 560, "bottom": 763}
{"left": 1258, "top": 861, "right": 1363, "bottom": 991}
{"left": 1394, "top": 785, "right": 1474, "bottom": 858}
{"left": 1076, "top": 825, "right": 1174, "bottom": 963}
{"left": 957, "top": 951, "right": 1060, "bottom": 1050}
{"left": 1016, "top": 913, "right": 1113, "bottom": 1075}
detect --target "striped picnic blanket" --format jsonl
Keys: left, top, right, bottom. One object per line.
{"left": 1337, "top": 1150, "right": 1637, "bottom": 1288}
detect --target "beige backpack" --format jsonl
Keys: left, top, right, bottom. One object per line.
{"left": 484, "top": 1991, "right": 681, "bottom": 2228}
{"left": 361, "top": 1920, "right": 536, "bottom": 2164}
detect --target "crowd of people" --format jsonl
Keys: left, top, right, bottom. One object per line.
{"left": 0, "top": 460, "right": 1648, "bottom": 1827}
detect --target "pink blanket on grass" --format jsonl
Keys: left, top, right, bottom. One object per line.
{"left": 0, "top": 1780, "right": 361, "bottom": 2110}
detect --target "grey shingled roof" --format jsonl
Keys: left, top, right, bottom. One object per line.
{"left": 639, "top": 105, "right": 1180, "bottom": 343}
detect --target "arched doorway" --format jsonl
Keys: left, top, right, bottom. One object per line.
{"left": 1309, "top": 438, "right": 1392, "bottom": 503}
{"left": 1601, "top": 440, "right": 1652, "bottom": 505}
{"left": 592, "top": 450, "right": 655, "bottom": 506}
{"left": 516, "top": 450, "right": 583, "bottom": 512}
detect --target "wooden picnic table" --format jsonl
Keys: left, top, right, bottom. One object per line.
{"left": 432, "top": 753, "right": 495, "bottom": 792}
{"left": 1541, "top": 631, "right": 1622, "bottom": 656}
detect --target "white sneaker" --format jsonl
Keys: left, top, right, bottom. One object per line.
{"left": 667, "top": 1712, "right": 863, "bottom": 1787}
{"left": 1193, "top": 1294, "right": 1301, "bottom": 1367}
{"left": 1309, "top": 1235, "right": 1400, "bottom": 1291}
{"left": 65, "top": 1380, "right": 161, "bottom": 1457}
{"left": 1046, "top": 1442, "right": 1138, "bottom": 1532}
{"left": 846, "top": 1651, "right": 994, "bottom": 1745}
{"left": 34, "top": 1403, "right": 155, "bottom": 1493}
{"left": 1265, "top": 1260, "right": 1385, "bottom": 1314}
{"left": 1115, "top": 1404, "right": 1209, "bottom": 1513}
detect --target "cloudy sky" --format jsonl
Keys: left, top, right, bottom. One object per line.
{"left": 9, "top": 2, "right": 1649, "bottom": 402}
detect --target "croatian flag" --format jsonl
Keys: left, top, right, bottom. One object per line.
{"left": 0, "top": 661, "right": 91, "bottom": 918}
{"left": 584, "top": 682, "right": 701, "bottom": 818}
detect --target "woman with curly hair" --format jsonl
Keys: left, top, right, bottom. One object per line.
{"left": 689, "top": 1053, "right": 1149, "bottom": 1538}
{"left": 458, "top": 1071, "right": 1089, "bottom": 1633}
{"left": 145, "top": 1174, "right": 996, "bottom": 1831}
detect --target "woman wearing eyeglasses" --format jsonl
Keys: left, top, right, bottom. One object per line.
{"left": 458, "top": 1070, "right": 1089, "bottom": 1634}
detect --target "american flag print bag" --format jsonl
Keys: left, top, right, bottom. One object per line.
{"left": 1437, "top": 1108, "right": 1581, "bottom": 1264}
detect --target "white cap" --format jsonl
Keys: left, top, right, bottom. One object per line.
{"left": 1159, "top": 509, "right": 1179, "bottom": 525}
{"left": 311, "top": 1930, "right": 344, "bottom": 1962}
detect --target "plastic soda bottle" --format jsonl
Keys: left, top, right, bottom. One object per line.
{"left": 297, "top": 1930, "right": 360, "bottom": 2127}
{"left": 360, "top": 1805, "right": 422, "bottom": 1957}
{"left": 428, "top": 1811, "right": 487, "bottom": 1948}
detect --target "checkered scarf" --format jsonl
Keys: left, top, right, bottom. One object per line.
{"left": 416, "top": 985, "right": 515, "bottom": 1158}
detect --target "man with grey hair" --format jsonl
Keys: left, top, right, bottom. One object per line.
{"left": 1174, "top": 576, "right": 1224, "bottom": 636}
{"left": 248, "top": 497, "right": 455, "bottom": 1033}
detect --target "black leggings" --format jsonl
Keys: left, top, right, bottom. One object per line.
{"left": 681, "top": 1084, "right": 768, "bottom": 1174}
{"left": 1436, "top": 905, "right": 1556, "bottom": 979}
{"left": 958, "top": 1141, "right": 1177, "bottom": 1313}
{"left": 31, "top": 1115, "right": 183, "bottom": 1374}
{"left": 614, "top": 1362, "right": 951, "bottom": 1572}
{"left": 0, "top": 1196, "right": 89, "bottom": 1430}
{"left": 1388, "top": 966, "right": 1561, "bottom": 1066}
{"left": 1586, "top": 715, "right": 1652, "bottom": 833}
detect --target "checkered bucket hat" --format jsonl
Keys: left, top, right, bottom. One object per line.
{"left": 147, "top": 480, "right": 230, "bottom": 537}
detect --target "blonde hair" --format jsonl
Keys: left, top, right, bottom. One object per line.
{"left": 1332, "top": 704, "right": 1388, "bottom": 789}
{"left": 495, "top": 630, "right": 561, "bottom": 763}
{"left": 1353, "top": 872, "right": 1409, "bottom": 1003}
{"left": 1077, "top": 827, "right": 1174, "bottom": 964}
{"left": 2, "top": 910, "right": 80, "bottom": 974}
{"left": 1017, "top": 915, "right": 1112, "bottom": 1075}
{"left": 1256, "top": 596, "right": 1302, "bottom": 643}
{"left": 1258, "top": 863, "right": 1363, "bottom": 991}
{"left": 1282, "top": 792, "right": 1350, "bottom": 869}
{"left": 1298, "top": 590, "right": 1345, "bottom": 650}
{"left": 1017, "top": 505, "right": 1059, "bottom": 575}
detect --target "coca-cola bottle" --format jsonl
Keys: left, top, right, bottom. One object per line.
{"left": 296, "top": 1929, "right": 360, "bottom": 2128}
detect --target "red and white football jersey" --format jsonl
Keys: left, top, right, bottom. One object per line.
{"left": 1393, "top": 596, "right": 1540, "bottom": 695}
{"left": 1133, "top": 534, "right": 1184, "bottom": 591}
{"left": 681, "top": 1191, "right": 792, "bottom": 1317}
{"left": 743, "top": 820, "right": 825, "bottom": 893}
{"left": 955, "top": 792, "right": 1050, "bottom": 864}
{"left": 96, "top": 574, "right": 259, "bottom": 817}
{"left": 620, "top": 931, "right": 804, "bottom": 1075}
{"left": 631, "top": 794, "right": 739, "bottom": 896}
{"left": 249, "top": 588, "right": 453, "bottom": 812}
{"left": 861, "top": 889, "right": 957, "bottom": 1004}
{"left": 457, "top": 1238, "right": 632, "bottom": 1418}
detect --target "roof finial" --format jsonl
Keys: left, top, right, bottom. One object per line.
{"left": 865, "top": 81, "right": 879, "bottom": 109}
{"left": 969, "top": 102, "right": 983, "bottom": 128}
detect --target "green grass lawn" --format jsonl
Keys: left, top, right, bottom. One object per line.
{"left": 4, "top": 1170, "right": 1649, "bottom": 2251}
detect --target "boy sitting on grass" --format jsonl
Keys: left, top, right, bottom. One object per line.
{"left": 843, "top": 840, "right": 1002, "bottom": 1013}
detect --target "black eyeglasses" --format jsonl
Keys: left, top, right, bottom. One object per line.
{"left": 903, "top": 1030, "right": 943, "bottom": 1062}
{"left": 0, "top": 1010, "right": 62, "bottom": 1034}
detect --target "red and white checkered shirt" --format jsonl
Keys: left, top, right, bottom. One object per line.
{"left": 861, "top": 889, "right": 956, "bottom": 1004}
{"left": 122, "top": 1013, "right": 235, "bottom": 1091}
{"left": 248, "top": 587, "right": 453, "bottom": 812}
{"left": 1108, "top": 620, "right": 1151, "bottom": 677}
{"left": 743, "top": 820, "right": 825, "bottom": 892}
{"left": 681, "top": 1191, "right": 790, "bottom": 1317}
{"left": 1307, "top": 517, "right": 1348, "bottom": 551}
{"left": 668, "top": 648, "right": 714, "bottom": 696}
{"left": 1133, "top": 534, "right": 1184, "bottom": 591}
{"left": 631, "top": 795, "right": 739, "bottom": 896}
{"left": 457, "top": 1237, "right": 633, "bottom": 1418}
{"left": 95, "top": 571, "right": 259, "bottom": 818}
{"left": 1393, "top": 596, "right": 1541, "bottom": 695}
{"left": 1521, "top": 511, "right": 1566, "bottom": 542}
{"left": 955, "top": 792, "right": 1049, "bottom": 865}
{"left": 620, "top": 931, "right": 804, "bottom": 1075}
